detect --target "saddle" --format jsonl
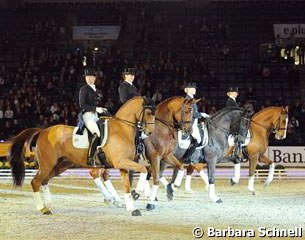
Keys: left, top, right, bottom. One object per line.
{"left": 72, "top": 114, "right": 111, "bottom": 168}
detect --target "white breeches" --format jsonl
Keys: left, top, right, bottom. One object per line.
{"left": 83, "top": 112, "right": 100, "bottom": 137}
{"left": 191, "top": 119, "right": 201, "bottom": 144}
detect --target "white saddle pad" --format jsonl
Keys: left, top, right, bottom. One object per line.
{"left": 177, "top": 124, "right": 209, "bottom": 150}
{"left": 197, "top": 125, "right": 208, "bottom": 149}
{"left": 177, "top": 131, "right": 191, "bottom": 149}
{"left": 72, "top": 128, "right": 89, "bottom": 149}
{"left": 228, "top": 130, "right": 251, "bottom": 147}
{"left": 72, "top": 119, "right": 109, "bottom": 149}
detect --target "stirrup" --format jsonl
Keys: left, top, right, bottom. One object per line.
{"left": 87, "top": 156, "right": 101, "bottom": 167}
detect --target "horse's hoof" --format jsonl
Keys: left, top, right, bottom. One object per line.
{"left": 131, "top": 190, "right": 140, "bottom": 201}
{"left": 230, "top": 178, "right": 237, "bottom": 186}
{"left": 104, "top": 198, "right": 113, "bottom": 205}
{"left": 155, "top": 197, "right": 158, "bottom": 201}
{"left": 113, "top": 200, "right": 123, "bottom": 208}
{"left": 146, "top": 203, "right": 155, "bottom": 211}
{"left": 185, "top": 189, "right": 194, "bottom": 194}
{"left": 264, "top": 182, "right": 271, "bottom": 188}
{"left": 216, "top": 198, "right": 223, "bottom": 203}
{"left": 166, "top": 184, "right": 174, "bottom": 201}
{"left": 131, "top": 209, "right": 142, "bottom": 216}
{"left": 40, "top": 207, "right": 52, "bottom": 215}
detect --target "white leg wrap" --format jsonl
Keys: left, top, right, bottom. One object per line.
{"left": 160, "top": 177, "right": 169, "bottom": 187}
{"left": 265, "top": 163, "right": 275, "bottom": 185}
{"left": 136, "top": 172, "right": 148, "bottom": 193}
{"left": 208, "top": 184, "right": 220, "bottom": 202}
{"left": 148, "top": 185, "right": 159, "bottom": 204}
{"left": 199, "top": 170, "right": 209, "bottom": 186}
{"left": 33, "top": 191, "right": 44, "bottom": 211}
{"left": 248, "top": 175, "right": 255, "bottom": 192}
{"left": 41, "top": 184, "right": 52, "bottom": 207}
{"left": 174, "top": 170, "right": 184, "bottom": 188}
{"left": 144, "top": 180, "right": 151, "bottom": 198}
{"left": 104, "top": 180, "right": 121, "bottom": 202}
{"left": 124, "top": 193, "right": 135, "bottom": 212}
{"left": 232, "top": 163, "right": 241, "bottom": 184}
{"left": 185, "top": 175, "right": 192, "bottom": 192}
{"left": 94, "top": 178, "right": 112, "bottom": 200}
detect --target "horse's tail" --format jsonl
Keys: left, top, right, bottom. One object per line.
{"left": 8, "top": 128, "right": 42, "bottom": 187}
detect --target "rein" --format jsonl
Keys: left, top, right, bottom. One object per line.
{"left": 251, "top": 115, "right": 287, "bottom": 133}
{"left": 205, "top": 117, "right": 230, "bottom": 137}
{"left": 250, "top": 119, "right": 273, "bottom": 132}
{"left": 102, "top": 100, "right": 155, "bottom": 131}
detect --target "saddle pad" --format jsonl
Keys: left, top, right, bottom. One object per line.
{"left": 177, "top": 130, "right": 191, "bottom": 149}
{"left": 197, "top": 125, "right": 208, "bottom": 149}
{"left": 72, "top": 119, "right": 109, "bottom": 149}
{"left": 228, "top": 130, "right": 251, "bottom": 147}
{"left": 72, "top": 128, "right": 89, "bottom": 149}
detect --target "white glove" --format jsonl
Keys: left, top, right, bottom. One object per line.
{"left": 201, "top": 112, "right": 210, "bottom": 118}
{"left": 96, "top": 107, "right": 107, "bottom": 114}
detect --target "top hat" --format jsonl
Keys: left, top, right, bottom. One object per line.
{"left": 82, "top": 56, "right": 96, "bottom": 76}
{"left": 83, "top": 67, "right": 96, "bottom": 76}
{"left": 227, "top": 86, "right": 239, "bottom": 93}
{"left": 184, "top": 82, "right": 198, "bottom": 89}
{"left": 123, "top": 68, "right": 136, "bottom": 75}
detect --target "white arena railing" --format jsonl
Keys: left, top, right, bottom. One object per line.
{"left": 1, "top": 168, "right": 305, "bottom": 180}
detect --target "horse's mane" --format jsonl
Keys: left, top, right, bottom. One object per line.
{"left": 156, "top": 96, "right": 184, "bottom": 109}
{"left": 251, "top": 106, "right": 282, "bottom": 119}
{"left": 211, "top": 107, "right": 242, "bottom": 121}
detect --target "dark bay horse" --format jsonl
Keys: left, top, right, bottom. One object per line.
{"left": 177, "top": 106, "right": 289, "bottom": 196}
{"left": 89, "top": 96, "right": 197, "bottom": 210}
{"left": 143, "top": 96, "right": 198, "bottom": 210}
{"left": 9, "top": 97, "right": 155, "bottom": 216}
{"left": 165, "top": 107, "right": 254, "bottom": 203}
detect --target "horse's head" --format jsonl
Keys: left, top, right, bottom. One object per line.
{"left": 171, "top": 98, "right": 199, "bottom": 133}
{"left": 137, "top": 97, "right": 156, "bottom": 136}
{"left": 273, "top": 106, "right": 289, "bottom": 140}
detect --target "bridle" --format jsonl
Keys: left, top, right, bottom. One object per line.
{"left": 251, "top": 113, "right": 288, "bottom": 134}
{"left": 156, "top": 100, "right": 193, "bottom": 133}
{"left": 205, "top": 108, "right": 246, "bottom": 137}
{"left": 110, "top": 97, "right": 156, "bottom": 132}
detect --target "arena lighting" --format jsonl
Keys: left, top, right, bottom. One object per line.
{"left": 94, "top": 47, "right": 99, "bottom": 51}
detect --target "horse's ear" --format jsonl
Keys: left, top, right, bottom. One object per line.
{"left": 195, "top": 98, "right": 201, "bottom": 104}
{"left": 284, "top": 105, "right": 289, "bottom": 113}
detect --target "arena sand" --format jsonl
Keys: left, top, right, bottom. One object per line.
{"left": 0, "top": 178, "right": 305, "bottom": 240}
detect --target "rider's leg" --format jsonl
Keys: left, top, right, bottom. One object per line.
{"left": 83, "top": 112, "right": 101, "bottom": 167}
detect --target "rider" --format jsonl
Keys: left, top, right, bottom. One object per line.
{"left": 225, "top": 86, "right": 239, "bottom": 108}
{"left": 118, "top": 68, "right": 138, "bottom": 104}
{"left": 79, "top": 63, "right": 107, "bottom": 167}
{"left": 225, "top": 86, "right": 250, "bottom": 163}
{"left": 183, "top": 82, "right": 209, "bottom": 162}
{"left": 118, "top": 67, "right": 140, "bottom": 186}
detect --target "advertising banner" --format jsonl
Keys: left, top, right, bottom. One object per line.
{"left": 274, "top": 24, "right": 305, "bottom": 38}
{"left": 73, "top": 26, "right": 121, "bottom": 40}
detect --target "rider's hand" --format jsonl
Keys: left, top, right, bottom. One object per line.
{"left": 201, "top": 112, "right": 210, "bottom": 118}
{"left": 96, "top": 107, "right": 107, "bottom": 114}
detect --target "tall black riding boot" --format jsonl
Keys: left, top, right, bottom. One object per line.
{"left": 87, "top": 133, "right": 101, "bottom": 167}
{"left": 183, "top": 136, "right": 198, "bottom": 163}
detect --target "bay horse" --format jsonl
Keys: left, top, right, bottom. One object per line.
{"left": 89, "top": 96, "right": 197, "bottom": 210}
{"left": 162, "top": 107, "right": 254, "bottom": 203}
{"left": 9, "top": 96, "right": 156, "bottom": 216}
{"left": 173, "top": 106, "right": 289, "bottom": 196}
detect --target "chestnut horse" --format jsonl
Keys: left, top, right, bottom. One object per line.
{"left": 89, "top": 96, "right": 197, "bottom": 210}
{"left": 230, "top": 106, "right": 289, "bottom": 193}
{"left": 9, "top": 97, "right": 156, "bottom": 216}
{"left": 172, "top": 106, "right": 289, "bottom": 196}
